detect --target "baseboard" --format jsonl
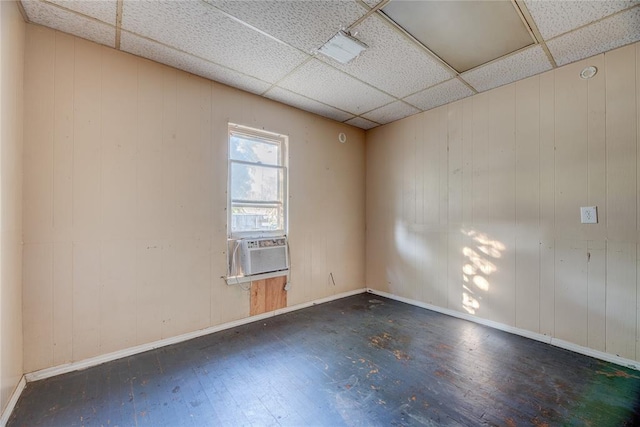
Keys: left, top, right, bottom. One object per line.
{"left": 367, "top": 288, "right": 640, "bottom": 371}
{"left": 0, "top": 375, "right": 26, "bottom": 427}
{"left": 25, "top": 287, "right": 367, "bottom": 383}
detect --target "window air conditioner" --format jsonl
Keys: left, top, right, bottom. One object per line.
{"left": 240, "top": 237, "right": 288, "bottom": 276}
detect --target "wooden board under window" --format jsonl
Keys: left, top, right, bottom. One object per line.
{"left": 250, "top": 276, "right": 287, "bottom": 316}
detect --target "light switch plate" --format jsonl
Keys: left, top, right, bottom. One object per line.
{"left": 580, "top": 206, "right": 597, "bottom": 224}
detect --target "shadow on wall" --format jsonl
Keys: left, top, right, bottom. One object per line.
{"left": 461, "top": 229, "right": 504, "bottom": 315}
{"left": 386, "top": 220, "right": 433, "bottom": 300}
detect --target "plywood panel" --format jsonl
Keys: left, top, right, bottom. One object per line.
{"left": 136, "top": 59, "right": 167, "bottom": 240}
{"left": 447, "top": 101, "right": 464, "bottom": 311}
{"left": 161, "top": 238, "right": 211, "bottom": 338}
{"left": 587, "top": 54, "right": 606, "bottom": 242}
{"left": 174, "top": 73, "right": 213, "bottom": 238}
{"left": 23, "top": 243, "right": 53, "bottom": 372}
{"left": 0, "top": 1, "right": 25, "bottom": 409}
{"left": 386, "top": 121, "right": 407, "bottom": 298}
{"left": 487, "top": 84, "right": 515, "bottom": 226}
{"left": 390, "top": 119, "right": 404, "bottom": 222}
{"left": 471, "top": 92, "right": 489, "bottom": 226}
{"left": 311, "top": 232, "right": 328, "bottom": 300}
{"left": 448, "top": 100, "right": 463, "bottom": 225}
{"left": 447, "top": 230, "right": 463, "bottom": 311}
{"left": 402, "top": 115, "right": 416, "bottom": 225}
{"left": 370, "top": 124, "right": 391, "bottom": 293}
{"left": 408, "top": 230, "right": 425, "bottom": 302}
{"left": 250, "top": 276, "right": 287, "bottom": 316}
{"left": 515, "top": 75, "right": 541, "bottom": 232}
{"left": 321, "top": 120, "right": 365, "bottom": 294}
{"left": 637, "top": 42, "right": 640, "bottom": 361}
{"left": 515, "top": 236, "right": 540, "bottom": 332}
{"left": 606, "top": 44, "right": 637, "bottom": 241}
{"left": 436, "top": 231, "right": 449, "bottom": 308}
{"left": 101, "top": 48, "right": 138, "bottom": 240}
{"left": 606, "top": 241, "right": 636, "bottom": 359}
{"left": 72, "top": 37, "right": 102, "bottom": 241}
{"left": 52, "top": 242, "right": 73, "bottom": 365}
{"left": 418, "top": 231, "right": 445, "bottom": 307}
{"left": 586, "top": 52, "right": 607, "bottom": 353}
{"left": 437, "top": 106, "right": 448, "bottom": 226}
{"left": 52, "top": 32, "right": 74, "bottom": 238}
{"left": 286, "top": 232, "right": 304, "bottom": 304}
{"left": 414, "top": 115, "right": 425, "bottom": 226}
{"left": 250, "top": 279, "right": 267, "bottom": 316}
{"left": 422, "top": 109, "right": 440, "bottom": 225}
{"left": 100, "top": 240, "right": 137, "bottom": 353}
{"left": 515, "top": 75, "right": 541, "bottom": 332}
{"left": 587, "top": 240, "right": 606, "bottom": 352}
{"left": 136, "top": 240, "right": 165, "bottom": 344}
{"left": 366, "top": 126, "right": 391, "bottom": 292}
{"left": 23, "top": 26, "right": 54, "bottom": 244}
{"left": 461, "top": 97, "right": 474, "bottom": 225}
{"left": 554, "top": 61, "right": 588, "bottom": 241}
{"left": 482, "top": 84, "right": 516, "bottom": 326}
{"left": 539, "top": 70, "right": 555, "bottom": 336}
{"left": 208, "top": 83, "right": 229, "bottom": 326}
{"left": 554, "top": 240, "right": 588, "bottom": 346}
{"left": 72, "top": 242, "right": 101, "bottom": 361}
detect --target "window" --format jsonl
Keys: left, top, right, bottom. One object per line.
{"left": 228, "top": 124, "right": 287, "bottom": 238}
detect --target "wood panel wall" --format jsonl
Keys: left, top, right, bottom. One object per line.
{"left": 0, "top": 0, "right": 25, "bottom": 414}
{"left": 366, "top": 42, "right": 640, "bottom": 361}
{"left": 22, "top": 24, "right": 365, "bottom": 373}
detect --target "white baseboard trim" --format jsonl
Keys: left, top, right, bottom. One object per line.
{"left": 367, "top": 288, "right": 640, "bottom": 371}
{"left": 25, "top": 287, "right": 367, "bottom": 383}
{"left": 0, "top": 375, "right": 26, "bottom": 427}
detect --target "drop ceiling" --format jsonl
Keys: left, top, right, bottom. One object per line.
{"left": 19, "top": 0, "right": 640, "bottom": 130}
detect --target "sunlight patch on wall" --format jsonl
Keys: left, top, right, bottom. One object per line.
{"left": 460, "top": 229, "right": 504, "bottom": 315}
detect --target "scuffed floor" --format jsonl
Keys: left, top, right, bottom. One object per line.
{"left": 9, "top": 293, "right": 640, "bottom": 426}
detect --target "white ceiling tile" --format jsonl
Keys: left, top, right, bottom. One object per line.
{"left": 120, "top": 32, "right": 272, "bottom": 95}
{"left": 264, "top": 87, "right": 354, "bottom": 122}
{"left": 404, "top": 78, "right": 474, "bottom": 111}
{"left": 206, "top": 0, "right": 368, "bottom": 53}
{"left": 321, "top": 14, "right": 453, "bottom": 98}
{"left": 278, "top": 59, "right": 395, "bottom": 115}
{"left": 121, "top": 0, "right": 309, "bottom": 83}
{"left": 345, "top": 117, "right": 379, "bottom": 130}
{"left": 461, "top": 45, "right": 552, "bottom": 92}
{"left": 362, "top": 101, "right": 419, "bottom": 125}
{"left": 524, "top": 0, "right": 638, "bottom": 40}
{"left": 547, "top": 6, "right": 640, "bottom": 66}
{"left": 22, "top": 0, "right": 115, "bottom": 47}
{"left": 43, "top": 0, "right": 117, "bottom": 25}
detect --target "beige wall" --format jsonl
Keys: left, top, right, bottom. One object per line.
{"left": 22, "top": 24, "right": 365, "bottom": 373}
{"left": 366, "top": 41, "right": 640, "bottom": 361}
{"left": 0, "top": 0, "right": 25, "bottom": 414}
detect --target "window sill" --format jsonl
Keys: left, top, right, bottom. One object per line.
{"left": 225, "top": 269, "right": 289, "bottom": 286}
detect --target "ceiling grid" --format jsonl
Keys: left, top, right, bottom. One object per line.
{"left": 114, "top": 0, "right": 122, "bottom": 49}
{"left": 19, "top": 0, "right": 640, "bottom": 129}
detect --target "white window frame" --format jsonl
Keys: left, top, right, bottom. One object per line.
{"left": 227, "top": 123, "right": 288, "bottom": 239}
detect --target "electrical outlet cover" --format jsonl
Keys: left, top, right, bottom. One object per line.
{"left": 580, "top": 206, "right": 597, "bottom": 224}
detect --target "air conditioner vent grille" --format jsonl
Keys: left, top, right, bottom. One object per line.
{"left": 240, "top": 238, "right": 288, "bottom": 276}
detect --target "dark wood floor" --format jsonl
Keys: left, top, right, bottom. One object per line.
{"left": 8, "top": 293, "right": 640, "bottom": 426}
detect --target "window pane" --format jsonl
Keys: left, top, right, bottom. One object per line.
{"left": 230, "top": 134, "right": 280, "bottom": 166}
{"left": 231, "top": 205, "right": 283, "bottom": 232}
{"left": 231, "top": 163, "right": 282, "bottom": 202}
